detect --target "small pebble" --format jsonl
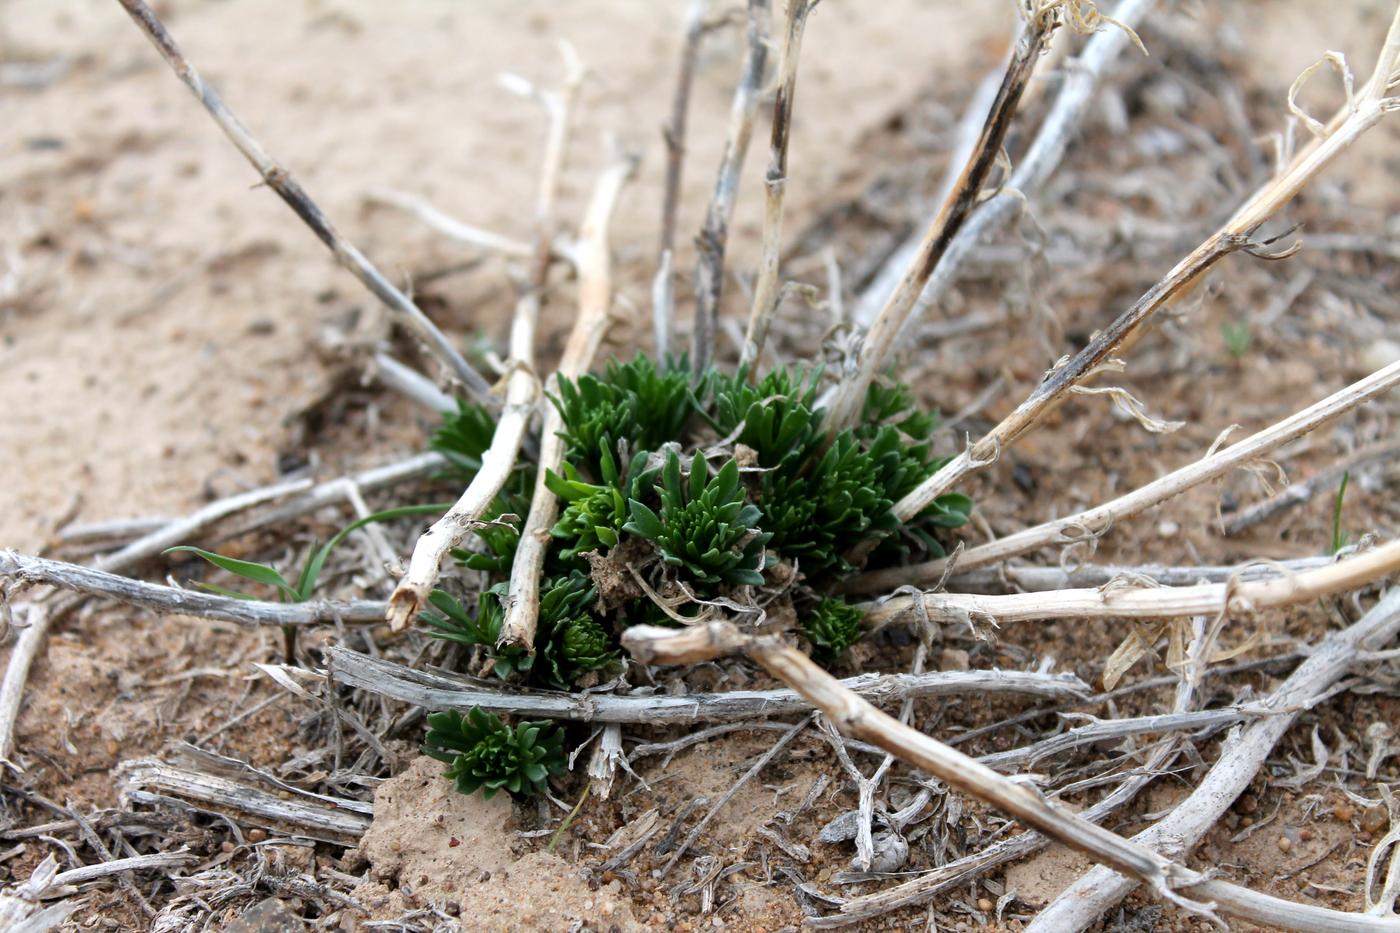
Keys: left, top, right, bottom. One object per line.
{"left": 976, "top": 897, "right": 994, "bottom": 912}
{"left": 940, "top": 648, "right": 971, "bottom": 671}
{"left": 247, "top": 828, "right": 268, "bottom": 843}
{"left": 1299, "top": 828, "right": 1312, "bottom": 842}
{"left": 1333, "top": 804, "right": 1355, "bottom": 822}
{"left": 1277, "top": 836, "right": 1291, "bottom": 852}
{"left": 1235, "top": 794, "right": 1259, "bottom": 815}
{"left": 1361, "top": 807, "right": 1389, "bottom": 833}
{"left": 1157, "top": 519, "right": 1180, "bottom": 539}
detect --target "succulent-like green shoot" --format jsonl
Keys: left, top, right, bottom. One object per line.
{"left": 423, "top": 707, "right": 565, "bottom": 799}
{"left": 624, "top": 450, "right": 771, "bottom": 587}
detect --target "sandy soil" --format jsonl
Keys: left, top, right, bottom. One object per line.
{"left": 2, "top": 1, "right": 1399, "bottom": 931}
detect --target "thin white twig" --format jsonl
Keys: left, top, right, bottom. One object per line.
{"left": 740, "top": 0, "right": 815, "bottom": 375}
{"left": 851, "top": 361, "right": 1400, "bottom": 591}
{"left": 499, "top": 154, "right": 639, "bottom": 650}
{"left": 862, "top": 540, "right": 1400, "bottom": 628}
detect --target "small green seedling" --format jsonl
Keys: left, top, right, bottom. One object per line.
{"left": 423, "top": 707, "right": 566, "bottom": 799}
{"left": 1221, "top": 320, "right": 1253, "bottom": 359}
{"left": 166, "top": 502, "right": 447, "bottom": 658}
{"left": 1331, "top": 470, "right": 1352, "bottom": 554}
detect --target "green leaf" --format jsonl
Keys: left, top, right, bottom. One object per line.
{"left": 191, "top": 581, "right": 259, "bottom": 601}
{"left": 296, "top": 502, "right": 449, "bottom": 600}
{"left": 165, "top": 546, "right": 297, "bottom": 599}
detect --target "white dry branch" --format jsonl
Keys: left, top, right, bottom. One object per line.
{"left": 689, "top": 0, "right": 770, "bottom": 376}
{"left": 0, "top": 551, "right": 384, "bottom": 628}
{"left": 325, "top": 644, "right": 1087, "bottom": 724}
{"left": 892, "top": 4, "right": 1400, "bottom": 520}
{"left": 822, "top": 7, "right": 1055, "bottom": 435}
{"left": 363, "top": 187, "right": 534, "bottom": 259}
{"left": 739, "top": 0, "right": 815, "bottom": 374}
{"left": 860, "top": 539, "right": 1400, "bottom": 629}
{"left": 118, "top": 757, "right": 371, "bottom": 844}
{"left": 851, "top": 360, "right": 1400, "bottom": 593}
{"left": 115, "top": 0, "right": 493, "bottom": 402}
{"left": 386, "top": 53, "right": 586, "bottom": 632}
{"left": 620, "top": 613, "right": 1400, "bottom": 933}
{"left": 498, "top": 154, "right": 639, "bottom": 650}
{"left": 945, "top": 556, "right": 1334, "bottom": 593}
{"left": 851, "top": 0, "right": 1157, "bottom": 331}
{"left": 1028, "top": 586, "right": 1400, "bottom": 932}
{"left": 372, "top": 352, "right": 456, "bottom": 414}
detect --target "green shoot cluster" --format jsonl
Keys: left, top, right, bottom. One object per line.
{"left": 421, "top": 352, "right": 972, "bottom": 797}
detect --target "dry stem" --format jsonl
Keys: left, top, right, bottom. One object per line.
{"left": 689, "top": 0, "right": 770, "bottom": 377}
{"left": 822, "top": 10, "right": 1055, "bottom": 435}
{"left": 386, "top": 52, "right": 587, "bottom": 632}
{"left": 851, "top": 360, "right": 1400, "bottom": 591}
{"left": 621, "top": 616, "right": 1400, "bottom": 932}
{"left": 1029, "top": 587, "right": 1400, "bottom": 932}
{"left": 498, "top": 155, "right": 638, "bottom": 650}
{"left": 852, "top": 0, "right": 1157, "bottom": 330}
{"left": 893, "top": 7, "right": 1400, "bottom": 520}
{"left": 739, "top": 0, "right": 815, "bottom": 375}
{"left": 861, "top": 539, "right": 1400, "bottom": 629}
{"left": 114, "top": 0, "right": 493, "bottom": 402}
{"left": 327, "top": 644, "right": 1087, "bottom": 724}
{"left": 1, "top": 551, "right": 385, "bottom": 628}
{"left": 654, "top": 0, "right": 712, "bottom": 359}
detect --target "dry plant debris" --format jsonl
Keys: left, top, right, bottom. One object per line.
{"left": 2, "top": 0, "right": 1400, "bottom": 930}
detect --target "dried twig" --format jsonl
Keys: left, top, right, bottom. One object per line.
{"left": 690, "top": 0, "right": 770, "bottom": 377}
{"left": 852, "top": 360, "right": 1400, "bottom": 592}
{"left": 862, "top": 540, "right": 1400, "bottom": 628}
{"left": 739, "top": 0, "right": 815, "bottom": 374}
{"left": 387, "top": 52, "right": 587, "bottom": 631}
{"left": 372, "top": 353, "right": 456, "bottom": 414}
{"left": 364, "top": 188, "right": 534, "bottom": 258}
{"left": 944, "top": 556, "right": 1333, "bottom": 593}
{"left": 1029, "top": 587, "right": 1400, "bottom": 932}
{"left": 499, "top": 154, "right": 639, "bottom": 650}
{"left": 0, "top": 551, "right": 384, "bottom": 628}
{"left": 118, "top": 758, "right": 370, "bottom": 843}
{"left": 659, "top": 0, "right": 711, "bottom": 262}
{"left": 114, "top": 0, "right": 493, "bottom": 402}
{"left": 621, "top": 616, "right": 1400, "bottom": 932}
{"left": 823, "top": 8, "right": 1056, "bottom": 434}
{"left": 326, "top": 644, "right": 1087, "bottom": 724}
{"left": 653, "top": 0, "right": 712, "bottom": 359}
{"left": 1224, "top": 437, "right": 1400, "bottom": 536}
{"left": 851, "top": 0, "right": 1157, "bottom": 330}
{"left": 893, "top": 7, "right": 1400, "bottom": 519}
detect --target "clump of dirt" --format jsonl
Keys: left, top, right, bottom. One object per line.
{"left": 352, "top": 756, "right": 642, "bottom": 930}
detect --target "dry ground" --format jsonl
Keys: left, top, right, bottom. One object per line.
{"left": 2, "top": 1, "right": 1399, "bottom": 931}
